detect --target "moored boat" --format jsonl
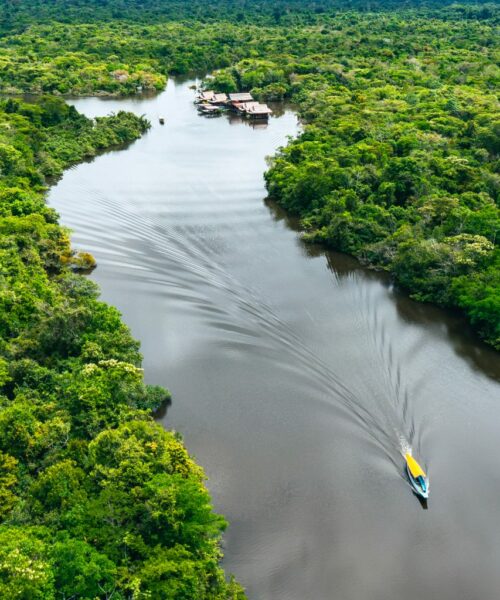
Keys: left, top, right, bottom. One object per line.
{"left": 197, "top": 103, "right": 224, "bottom": 117}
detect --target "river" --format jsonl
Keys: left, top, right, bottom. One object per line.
{"left": 48, "top": 78, "right": 500, "bottom": 600}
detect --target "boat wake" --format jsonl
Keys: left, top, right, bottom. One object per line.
{"left": 62, "top": 178, "right": 428, "bottom": 483}
{"left": 399, "top": 436, "right": 412, "bottom": 458}
{"left": 327, "top": 269, "right": 430, "bottom": 481}
{"left": 52, "top": 91, "right": 426, "bottom": 490}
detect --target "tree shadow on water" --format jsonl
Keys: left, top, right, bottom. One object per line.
{"left": 392, "top": 289, "right": 500, "bottom": 382}
{"left": 153, "top": 395, "right": 172, "bottom": 420}
{"left": 264, "top": 197, "right": 500, "bottom": 383}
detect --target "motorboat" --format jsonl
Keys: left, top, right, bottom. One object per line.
{"left": 405, "top": 453, "right": 429, "bottom": 499}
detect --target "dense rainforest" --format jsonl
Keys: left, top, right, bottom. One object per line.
{"left": 0, "top": 97, "right": 245, "bottom": 597}
{"left": 0, "top": 0, "right": 497, "bottom": 33}
{"left": 0, "top": 0, "right": 498, "bottom": 598}
{"left": 1, "top": 2, "right": 496, "bottom": 345}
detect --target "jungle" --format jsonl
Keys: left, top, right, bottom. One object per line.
{"left": 0, "top": 0, "right": 498, "bottom": 598}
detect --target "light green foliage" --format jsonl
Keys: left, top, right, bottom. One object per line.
{"left": 0, "top": 452, "right": 18, "bottom": 517}
{"left": 0, "top": 528, "right": 55, "bottom": 599}
{"left": 49, "top": 537, "right": 117, "bottom": 599}
{"left": 0, "top": 93, "right": 244, "bottom": 598}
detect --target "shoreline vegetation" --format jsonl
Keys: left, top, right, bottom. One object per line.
{"left": 0, "top": 1, "right": 498, "bottom": 598}
{"left": 0, "top": 4, "right": 497, "bottom": 347}
{"left": 0, "top": 95, "right": 246, "bottom": 598}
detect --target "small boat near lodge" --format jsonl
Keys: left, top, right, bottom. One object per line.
{"left": 405, "top": 453, "right": 429, "bottom": 499}
{"left": 197, "top": 103, "right": 224, "bottom": 117}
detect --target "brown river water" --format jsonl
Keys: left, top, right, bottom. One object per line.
{"left": 48, "top": 79, "right": 500, "bottom": 600}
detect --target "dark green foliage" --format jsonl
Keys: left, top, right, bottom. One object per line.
{"left": 0, "top": 1, "right": 498, "bottom": 596}
{"left": 1, "top": 0, "right": 498, "bottom": 34}
{"left": 257, "top": 11, "right": 500, "bottom": 347}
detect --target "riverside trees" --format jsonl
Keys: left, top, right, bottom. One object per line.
{"left": 0, "top": 96, "right": 245, "bottom": 599}
{"left": 0, "top": 1, "right": 498, "bottom": 596}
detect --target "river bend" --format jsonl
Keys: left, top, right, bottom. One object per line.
{"left": 48, "top": 79, "right": 500, "bottom": 600}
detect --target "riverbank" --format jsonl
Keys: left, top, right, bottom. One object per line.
{"left": 0, "top": 94, "right": 245, "bottom": 598}
{"left": 2, "top": 11, "right": 498, "bottom": 348}
{"left": 48, "top": 79, "right": 500, "bottom": 600}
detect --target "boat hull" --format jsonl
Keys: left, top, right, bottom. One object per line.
{"left": 406, "top": 465, "right": 429, "bottom": 499}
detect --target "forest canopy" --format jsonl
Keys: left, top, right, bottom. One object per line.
{"left": 0, "top": 0, "right": 498, "bottom": 597}
{"left": 4, "top": 4, "right": 492, "bottom": 343}
{"left": 1, "top": 0, "right": 498, "bottom": 32}
{"left": 0, "top": 95, "right": 246, "bottom": 598}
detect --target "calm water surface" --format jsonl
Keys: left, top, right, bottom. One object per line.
{"left": 48, "top": 79, "right": 500, "bottom": 600}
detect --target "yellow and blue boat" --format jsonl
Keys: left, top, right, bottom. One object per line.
{"left": 405, "top": 453, "right": 429, "bottom": 499}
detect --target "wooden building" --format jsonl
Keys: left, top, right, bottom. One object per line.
{"left": 211, "top": 93, "right": 228, "bottom": 105}
{"left": 233, "top": 101, "right": 273, "bottom": 119}
{"left": 245, "top": 103, "right": 273, "bottom": 119}
{"left": 228, "top": 92, "right": 254, "bottom": 103}
{"left": 196, "top": 89, "right": 272, "bottom": 120}
{"left": 197, "top": 90, "right": 216, "bottom": 103}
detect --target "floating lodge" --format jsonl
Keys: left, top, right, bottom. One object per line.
{"left": 195, "top": 90, "right": 273, "bottom": 119}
